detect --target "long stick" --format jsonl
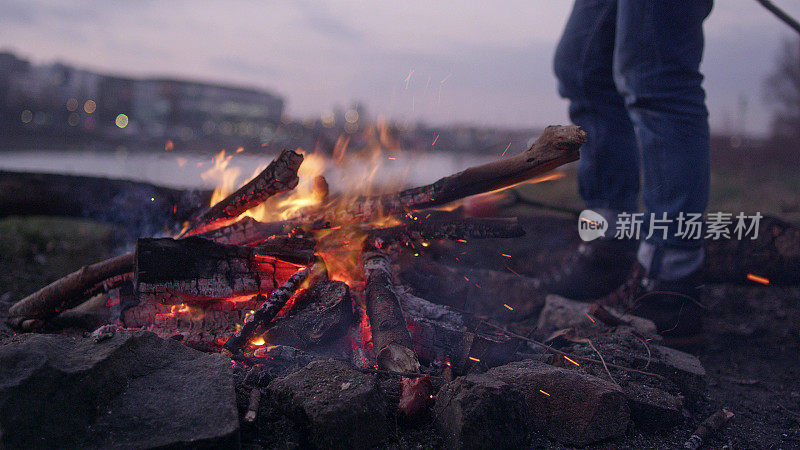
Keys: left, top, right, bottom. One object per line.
{"left": 755, "top": 0, "right": 800, "bottom": 35}
{"left": 8, "top": 253, "right": 134, "bottom": 320}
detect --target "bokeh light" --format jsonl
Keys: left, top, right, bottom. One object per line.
{"left": 83, "top": 100, "right": 97, "bottom": 114}
{"left": 115, "top": 113, "right": 129, "bottom": 128}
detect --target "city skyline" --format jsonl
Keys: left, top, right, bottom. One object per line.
{"left": 2, "top": 0, "right": 799, "bottom": 135}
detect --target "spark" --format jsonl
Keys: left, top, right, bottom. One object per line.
{"left": 388, "top": 156, "right": 397, "bottom": 160}
{"left": 501, "top": 254, "right": 512, "bottom": 258}
{"left": 746, "top": 273, "right": 770, "bottom": 285}
{"left": 165, "top": 139, "right": 174, "bottom": 151}
{"left": 440, "top": 73, "right": 452, "bottom": 84}
{"left": 503, "top": 304, "right": 514, "bottom": 310}
{"left": 532, "top": 172, "right": 566, "bottom": 184}
{"left": 580, "top": 217, "right": 600, "bottom": 227}
{"left": 404, "top": 69, "right": 414, "bottom": 89}
{"left": 457, "top": 239, "right": 467, "bottom": 243}
{"left": 432, "top": 134, "right": 439, "bottom": 146}
{"left": 468, "top": 356, "right": 481, "bottom": 362}
{"left": 563, "top": 356, "right": 580, "bottom": 366}
{"left": 464, "top": 276, "right": 470, "bottom": 282}
{"left": 505, "top": 266, "right": 521, "bottom": 277}
{"left": 539, "top": 389, "right": 551, "bottom": 396}
{"left": 586, "top": 313, "right": 596, "bottom": 323}
{"left": 150, "top": 197, "right": 154, "bottom": 202}
{"left": 445, "top": 360, "right": 452, "bottom": 367}
{"left": 421, "top": 242, "right": 429, "bottom": 247}
{"left": 501, "top": 141, "right": 512, "bottom": 157}
{"left": 475, "top": 283, "right": 481, "bottom": 288}
{"left": 235, "top": 147, "right": 245, "bottom": 153}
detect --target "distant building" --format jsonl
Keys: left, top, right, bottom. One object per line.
{"left": 0, "top": 50, "right": 284, "bottom": 144}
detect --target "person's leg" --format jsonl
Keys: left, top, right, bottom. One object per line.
{"left": 554, "top": 0, "right": 640, "bottom": 221}
{"left": 546, "top": 0, "right": 639, "bottom": 300}
{"left": 614, "top": 0, "right": 713, "bottom": 281}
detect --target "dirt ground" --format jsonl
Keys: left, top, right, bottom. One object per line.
{"left": 1, "top": 213, "right": 799, "bottom": 448}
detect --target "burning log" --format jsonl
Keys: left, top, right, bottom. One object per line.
{"left": 182, "top": 149, "right": 304, "bottom": 236}
{"left": 195, "top": 216, "right": 313, "bottom": 246}
{"left": 362, "top": 251, "right": 421, "bottom": 373}
{"left": 135, "top": 237, "right": 309, "bottom": 304}
{"left": 222, "top": 262, "right": 319, "bottom": 355}
{"left": 8, "top": 253, "right": 134, "bottom": 321}
{"left": 340, "top": 125, "right": 585, "bottom": 219}
{"left": 367, "top": 217, "right": 525, "bottom": 249}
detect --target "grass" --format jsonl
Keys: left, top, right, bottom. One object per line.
{"left": 0, "top": 217, "right": 114, "bottom": 302}
{"left": 511, "top": 163, "right": 800, "bottom": 223}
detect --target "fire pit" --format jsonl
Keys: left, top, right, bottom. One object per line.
{"left": 0, "top": 125, "right": 736, "bottom": 448}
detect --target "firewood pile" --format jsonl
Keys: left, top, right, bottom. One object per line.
{"left": 1, "top": 124, "right": 757, "bottom": 447}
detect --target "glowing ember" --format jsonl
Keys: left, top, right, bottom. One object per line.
{"left": 746, "top": 273, "right": 770, "bottom": 285}
{"left": 563, "top": 356, "right": 580, "bottom": 366}
{"left": 250, "top": 336, "right": 266, "bottom": 346}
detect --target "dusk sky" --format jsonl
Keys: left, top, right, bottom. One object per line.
{"left": 2, "top": 0, "right": 799, "bottom": 135}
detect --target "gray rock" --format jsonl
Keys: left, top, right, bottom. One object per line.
{"left": 266, "top": 359, "right": 389, "bottom": 449}
{"left": 623, "top": 382, "right": 684, "bottom": 432}
{"left": 536, "top": 294, "right": 659, "bottom": 339}
{"left": 488, "top": 360, "right": 630, "bottom": 446}
{"left": 0, "top": 330, "right": 239, "bottom": 449}
{"left": 433, "top": 373, "right": 529, "bottom": 449}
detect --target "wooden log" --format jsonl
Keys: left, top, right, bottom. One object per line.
{"left": 261, "top": 280, "right": 354, "bottom": 352}
{"left": 0, "top": 170, "right": 211, "bottom": 232}
{"left": 195, "top": 216, "right": 310, "bottom": 245}
{"left": 244, "top": 388, "right": 262, "bottom": 423}
{"left": 400, "top": 291, "right": 519, "bottom": 374}
{"left": 183, "top": 149, "right": 304, "bottom": 235}
{"left": 362, "top": 251, "right": 420, "bottom": 373}
{"left": 134, "top": 237, "right": 305, "bottom": 304}
{"left": 396, "top": 255, "right": 547, "bottom": 322}
{"left": 323, "top": 125, "right": 584, "bottom": 221}
{"left": 222, "top": 262, "right": 318, "bottom": 355}
{"left": 367, "top": 217, "right": 525, "bottom": 249}
{"left": 8, "top": 252, "right": 134, "bottom": 320}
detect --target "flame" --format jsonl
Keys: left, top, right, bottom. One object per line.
{"left": 203, "top": 150, "right": 241, "bottom": 207}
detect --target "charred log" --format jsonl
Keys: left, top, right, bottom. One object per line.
{"left": 367, "top": 217, "right": 525, "bottom": 249}
{"left": 396, "top": 256, "right": 547, "bottom": 322}
{"left": 261, "top": 280, "right": 354, "bottom": 352}
{"left": 362, "top": 251, "right": 421, "bottom": 373}
{"left": 222, "top": 263, "right": 317, "bottom": 355}
{"left": 195, "top": 216, "right": 315, "bottom": 246}
{"left": 400, "top": 292, "right": 519, "bottom": 374}
{"left": 183, "top": 150, "right": 304, "bottom": 235}
{"left": 135, "top": 237, "right": 303, "bottom": 304}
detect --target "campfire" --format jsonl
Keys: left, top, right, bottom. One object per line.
{"left": 4, "top": 124, "right": 755, "bottom": 447}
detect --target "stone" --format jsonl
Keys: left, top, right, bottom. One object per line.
{"left": 266, "top": 359, "right": 389, "bottom": 449}
{"left": 0, "top": 330, "right": 239, "bottom": 448}
{"left": 623, "top": 382, "right": 684, "bottom": 432}
{"left": 433, "top": 373, "right": 529, "bottom": 449}
{"left": 536, "top": 294, "right": 658, "bottom": 339}
{"left": 488, "top": 360, "right": 630, "bottom": 446}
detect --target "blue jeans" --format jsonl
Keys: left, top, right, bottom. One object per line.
{"left": 554, "top": 0, "right": 712, "bottom": 280}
